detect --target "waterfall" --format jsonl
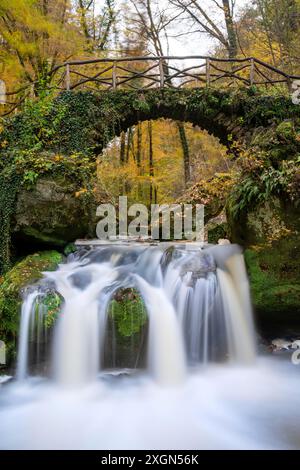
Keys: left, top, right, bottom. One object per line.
{"left": 135, "top": 275, "right": 186, "bottom": 385}
{"left": 216, "top": 253, "right": 256, "bottom": 363}
{"left": 15, "top": 243, "right": 256, "bottom": 386}
{"left": 16, "top": 292, "right": 39, "bottom": 380}
{"left": 164, "top": 245, "right": 256, "bottom": 364}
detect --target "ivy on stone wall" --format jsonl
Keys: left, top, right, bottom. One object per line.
{"left": 0, "top": 166, "right": 22, "bottom": 273}
{"left": 2, "top": 88, "right": 300, "bottom": 158}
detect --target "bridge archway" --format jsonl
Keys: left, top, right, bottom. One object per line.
{"left": 55, "top": 88, "right": 249, "bottom": 157}
{"left": 98, "top": 117, "right": 230, "bottom": 209}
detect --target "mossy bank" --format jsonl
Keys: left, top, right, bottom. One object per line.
{"left": 0, "top": 250, "right": 63, "bottom": 367}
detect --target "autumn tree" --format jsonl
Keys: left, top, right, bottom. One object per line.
{"left": 169, "top": 0, "right": 238, "bottom": 58}
{"left": 75, "top": 0, "right": 117, "bottom": 52}
{"left": 128, "top": 0, "right": 191, "bottom": 186}
{"left": 0, "top": 0, "right": 83, "bottom": 94}
{"left": 237, "top": 0, "right": 300, "bottom": 72}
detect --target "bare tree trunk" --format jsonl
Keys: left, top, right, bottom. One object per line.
{"left": 148, "top": 121, "right": 154, "bottom": 204}
{"left": 256, "top": 0, "right": 277, "bottom": 65}
{"left": 136, "top": 122, "right": 142, "bottom": 168}
{"left": 222, "top": 0, "right": 238, "bottom": 58}
{"left": 120, "top": 131, "right": 126, "bottom": 164}
{"left": 126, "top": 127, "right": 132, "bottom": 163}
{"left": 98, "top": 0, "right": 116, "bottom": 50}
{"left": 177, "top": 121, "right": 190, "bottom": 185}
{"left": 78, "top": 0, "right": 91, "bottom": 40}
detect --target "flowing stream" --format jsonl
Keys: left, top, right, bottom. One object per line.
{"left": 1, "top": 243, "right": 300, "bottom": 449}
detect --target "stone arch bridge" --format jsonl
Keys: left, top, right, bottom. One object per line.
{"left": 1, "top": 56, "right": 299, "bottom": 253}
{"left": 3, "top": 55, "right": 300, "bottom": 154}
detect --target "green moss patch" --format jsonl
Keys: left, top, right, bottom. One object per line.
{"left": 245, "top": 238, "right": 300, "bottom": 328}
{"left": 108, "top": 288, "right": 147, "bottom": 337}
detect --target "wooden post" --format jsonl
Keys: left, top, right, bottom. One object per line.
{"left": 287, "top": 77, "right": 293, "bottom": 93}
{"left": 66, "top": 63, "right": 70, "bottom": 91}
{"left": 159, "top": 58, "right": 164, "bottom": 89}
{"left": 250, "top": 58, "right": 255, "bottom": 86}
{"left": 206, "top": 58, "right": 210, "bottom": 87}
{"left": 112, "top": 62, "right": 117, "bottom": 90}
{"left": 0, "top": 79, "right": 6, "bottom": 104}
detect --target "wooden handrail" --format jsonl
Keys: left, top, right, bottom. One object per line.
{"left": 52, "top": 55, "right": 299, "bottom": 78}
{"left": 2, "top": 56, "right": 300, "bottom": 116}
{"left": 50, "top": 56, "right": 300, "bottom": 92}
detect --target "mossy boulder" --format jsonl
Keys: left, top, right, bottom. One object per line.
{"left": 0, "top": 250, "right": 63, "bottom": 367}
{"left": 276, "top": 121, "right": 295, "bottom": 142}
{"left": 206, "top": 212, "right": 229, "bottom": 244}
{"left": 229, "top": 196, "right": 300, "bottom": 333}
{"left": 103, "top": 288, "right": 148, "bottom": 369}
{"left": 228, "top": 197, "right": 299, "bottom": 247}
{"left": 12, "top": 176, "right": 97, "bottom": 247}
{"left": 245, "top": 237, "right": 300, "bottom": 334}
{"left": 178, "top": 173, "right": 235, "bottom": 222}
{"left": 108, "top": 288, "right": 147, "bottom": 337}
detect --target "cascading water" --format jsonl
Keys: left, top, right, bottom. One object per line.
{"left": 2, "top": 242, "right": 300, "bottom": 450}
{"left": 163, "top": 244, "right": 256, "bottom": 364}
{"left": 14, "top": 243, "right": 255, "bottom": 385}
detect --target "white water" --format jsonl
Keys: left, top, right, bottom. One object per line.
{"left": 1, "top": 243, "right": 300, "bottom": 449}
{"left": 136, "top": 276, "right": 186, "bottom": 385}
{"left": 217, "top": 255, "right": 256, "bottom": 363}
{"left": 1, "top": 359, "right": 300, "bottom": 449}
{"left": 16, "top": 292, "right": 39, "bottom": 380}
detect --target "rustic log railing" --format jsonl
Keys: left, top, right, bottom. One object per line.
{"left": 53, "top": 56, "right": 300, "bottom": 92}
{"left": 1, "top": 56, "right": 300, "bottom": 116}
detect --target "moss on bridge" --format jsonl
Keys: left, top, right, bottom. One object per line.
{"left": 2, "top": 88, "right": 300, "bottom": 157}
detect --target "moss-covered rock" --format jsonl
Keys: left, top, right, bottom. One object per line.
{"left": 178, "top": 173, "right": 235, "bottom": 222}
{"left": 0, "top": 250, "right": 63, "bottom": 366}
{"left": 13, "top": 176, "right": 97, "bottom": 247}
{"left": 245, "top": 237, "right": 300, "bottom": 333}
{"left": 228, "top": 197, "right": 299, "bottom": 247}
{"left": 206, "top": 212, "right": 229, "bottom": 244}
{"left": 108, "top": 288, "right": 147, "bottom": 338}
{"left": 103, "top": 288, "right": 148, "bottom": 369}
{"left": 229, "top": 196, "right": 300, "bottom": 333}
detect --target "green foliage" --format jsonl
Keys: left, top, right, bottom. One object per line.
{"left": 276, "top": 121, "right": 295, "bottom": 141}
{"left": 23, "top": 170, "right": 39, "bottom": 188}
{"left": 43, "top": 292, "right": 63, "bottom": 329}
{"left": 242, "top": 95, "right": 300, "bottom": 126}
{"left": 208, "top": 222, "right": 228, "bottom": 244}
{"left": 108, "top": 288, "right": 147, "bottom": 337}
{"left": 245, "top": 243, "right": 300, "bottom": 319}
{"left": 229, "top": 157, "right": 300, "bottom": 218}
{"left": 2, "top": 92, "right": 68, "bottom": 152}
{"left": 0, "top": 165, "right": 22, "bottom": 273}
{"left": 64, "top": 243, "right": 77, "bottom": 256}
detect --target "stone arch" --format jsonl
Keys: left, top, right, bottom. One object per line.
{"left": 52, "top": 88, "right": 250, "bottom": 157}
{"left": 7, "top": 87, "right": 300, "bottom": 252}
{"left": 93, "top": 89, "right": 246, "bottom": 154}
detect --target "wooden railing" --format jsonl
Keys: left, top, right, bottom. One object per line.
{"left": 1, "top": 56, "right": 300, "bottom": 116}
{"left": 53, "top": 56, "right": 300, "bottom": 92}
